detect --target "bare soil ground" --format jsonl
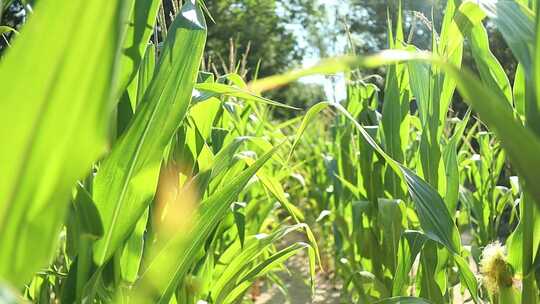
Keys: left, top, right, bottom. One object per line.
{"left": 253, "top": 252, "right": 342, "bottom": 304}
{"left": 245, "top": 231, "right": 344, "bottom": 304}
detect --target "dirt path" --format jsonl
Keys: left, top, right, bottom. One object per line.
{"left": 252, "top": 247, "right": 343, "bottom": 304}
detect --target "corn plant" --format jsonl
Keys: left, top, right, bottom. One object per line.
{"left": 2, "top": 0, "right": 540, "bottom": 303}
{"left": 250, "top": 0, "right": 540, "bottom": 303}
{"left": 0, "top": 0, "right": 319, "bottom": 303}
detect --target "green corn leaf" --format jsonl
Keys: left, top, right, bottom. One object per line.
{"left": 408, "top": 61, "right": 444, "bottom": 190}
{"left": 443, "top": 109, "right": 471, "bottom": 214}
{"left": 418, "top": 242, "right": 445, "bottom": 303}
{"left": 469, "top": 25, "right": 513, "bottom": 105}
{"left": 194, "top": 82, "right": 299, "bottom": 109}
{"left": 231, "top": 202, "right": 246, "bottom": 248}
{"left": 433, "top": 57, "right": 540, "bottom": 210}
{"left": 333, "top": 102, "right": 462, "bottom": 254}
{"left": 0, "top": 25, "right": 18, "bottom": 35}
{"left": 407, "top": 61, "right": 430, "bottom": 125}
{"left": 285, "top": 99, "right": 463, "bottom": 270}
{"left": 378, "top": 199, "right": 404, "bottom": 273}
{"left": 507, "top": 192, "right": 540, "bottom": 274}
{"left": 0, "top": 0, "right": 127, "bottom": 286}
{"left": 253, "top": 168, "right": 304, "bottom": 223}
{"left": 216, "top": 229, "right": 316, "bottom": 303}
{"left": 381, "top": 52, "right": 409, "bottom": 198}
{"left": 227, "top": 242, "right": 311, "bottom": 298}
{"left": 191, "top": 136, "right": 249, "bottom": 195}
{"left": 514, "top": 64, "right": 526, "bottom": 119}
{"left": 392, "top": 231, "right": 428, "bottom": 296}
{"left": 119, "top": 208, "right": 149, "bottom": 283}
{"left": 248, "top": 56, "right": 359, "bottom": 93}
{"left": 478, "top": 0, "right": 535, "bottom": 75}
{"left": 454, "top": 254, "right": 479, "bottom": 303}
{"left": 476, "top": 0, "right": 540, "bottom": 136}
{"left": 189, "top": 97, "right": 222, "bottom": 140}
{"left": 455, "top": 1, "right": 513, "bottom": 106}
{"left": 92, "top": 0, "right": 207, "bottom": 265}
{"left": 117, "top": 0, "right": 160, "bottom": 98}
{"left": 137, "top": 144, "right": 280, "bottom": 303}
{"left": 438, "top": 0, "right": 463, "bottom": 117}
{"left": 135, "top": 43, "right": 157, "bottom": 108}
{"left": 223, "top": 243, "right": 313, "bottom": 304}
{"left": 254, "top": 50, "right": 540, "bottom": 208}
{"left": 73, "top": 185, "right": 104, "bottom": 240}
{"left": 375, "top": 296, "right": 434, "bottom": 304}
{"left": 212, "top": 224, "right": 309, "bottom": 301}
{"left": 459, "top": 186, "right": 489, "bottom": 241}
{"left": 289, "top": 99, "right": 462, "bottom": 252}
{"left": 288, "top": 101, "right": 330, "bottom": 160}
{"left": 392, "top": 231, "right": 478, "bottom": 303}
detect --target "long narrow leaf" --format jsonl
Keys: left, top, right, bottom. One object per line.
{"left": 93, "top": 0, "right": 207, "bottom": 265}
{"left": 0, "top": 0, "right": 127, "bottom": 286}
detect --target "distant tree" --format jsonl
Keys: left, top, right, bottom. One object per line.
{"left": 204, "top": 0, "right": 323, "bottom": 78}
{"left": 343, "top": 0, "right": 516, "bottom": 77}
{"left": 202, "top": 0, "right": 327, "bottom": 117}
{"left": 341, "top": 0, "right": 517, "bottom": 119}
{"left": 341, "top": 0, "right": 442, "bottom": 53}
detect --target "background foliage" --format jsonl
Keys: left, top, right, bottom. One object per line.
{"left": 1, "top": 0, "right": 540, "bottom": 303}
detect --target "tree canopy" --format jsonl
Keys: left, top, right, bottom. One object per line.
{"left": 204, "top": 0, "right": 323, "bottom": 79}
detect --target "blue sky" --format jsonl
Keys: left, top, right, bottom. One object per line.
{"left": 281, "top": 0, "right": 349, "bottom": 102}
